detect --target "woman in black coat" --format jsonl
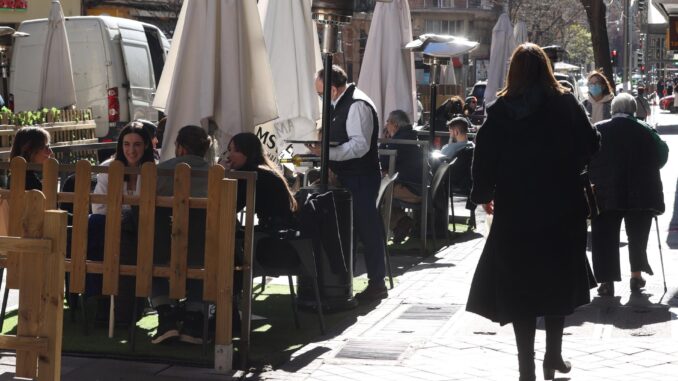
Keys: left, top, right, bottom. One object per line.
{"left": 589, "top": 93, "right": 666, "bottom": 297}
{"left": 467, "top": 43, "right": 600, "bottom": 381}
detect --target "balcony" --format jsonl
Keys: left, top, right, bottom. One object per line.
{"left": 409, "top": 0, "right": 498, "bottom": 11}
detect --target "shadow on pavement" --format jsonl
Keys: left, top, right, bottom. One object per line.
{"left": 667, "top": 176, "right": 678, "bottom": 249}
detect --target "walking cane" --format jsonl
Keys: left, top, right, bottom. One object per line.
{"left": 654, "top": 216, "right": 668, "bottom": 293}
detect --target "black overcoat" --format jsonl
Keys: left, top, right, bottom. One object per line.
{"left": 466, "top": 90, "right": 600, "bottom": 325}
{"left": 588, "top": 117, "right": 665, "bottom": 215}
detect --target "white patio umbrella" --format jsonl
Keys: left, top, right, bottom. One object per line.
{"left": 39, "top": 0, "right": 76, "bottom": 109}
{"left": 484, "top": 13, "right": 516, "bottom": 107}
{"left": 257, "top": 0, "right": 322, "bottom": 158}
{"left": 358, "top": 0, "right": 416, "bottom": 132}
{"left": 514, "top": 21, "right": 528, "bottom": 44}
{"left": 153, "top": 0, "right": 278, "bottom": 161}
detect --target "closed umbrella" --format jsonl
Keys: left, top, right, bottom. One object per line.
{"left": 153, "top": 0, "right": 278, "bottom": 161}
{"left": 39, "top": 0, "right": 76, "bottom": 109}
{"left": 484, "top": 13, "right": 516, "bottom": 107}
{"left": 257, "top": 0, "right": 322, "bottom": 158}
{"left": 358, "top": 0, "right": 416, "bottom": 131}
{"left": 514, "top": 21, "right": 528, "bottom": 45}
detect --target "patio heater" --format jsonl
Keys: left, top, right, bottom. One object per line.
{"left": 405, "top": 34, "right": 479, "bottom": 147}
{"left": 293, "top": 0, "right": 358, "bottom": 312}
{"left": 312, "top": 0, "right": 353, "bottom": 187}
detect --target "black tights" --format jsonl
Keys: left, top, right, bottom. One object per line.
{"left": 512, "top": 316, "right": 565, "bottom": 380}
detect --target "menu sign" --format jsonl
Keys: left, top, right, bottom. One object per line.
{"left": 0, "top": 0, "right": 27, "bottom": 11}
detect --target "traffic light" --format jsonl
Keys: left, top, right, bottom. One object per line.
{"left": 636, "top": 49, "right": 645, "bottom": 66}
{"left": 611, "top": 50, "right": 618, "bottom": 67}
{"left": 641, "top": 65, "right": 645, "bottom": 73}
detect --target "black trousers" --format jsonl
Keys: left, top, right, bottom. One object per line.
{"left": 591, "top": 211, "right": 654, "bottom": 282}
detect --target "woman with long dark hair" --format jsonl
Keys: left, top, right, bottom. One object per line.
{"left": 225, "top": 132, "right": 296, "bottom": 228}
{"left": 466, "top": 43, "right": 600, "bottom": 381}
{"left": 92, "top": 121, "right": 155, "bottom": 215}
{"left": 9, "top": 126, "right": 52, "bottom": 190}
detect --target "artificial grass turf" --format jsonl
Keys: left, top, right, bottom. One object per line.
{"left": 0, "top": 279, "right": 376, "bottom": 369}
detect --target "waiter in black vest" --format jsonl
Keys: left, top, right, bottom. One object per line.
{"left": 309, "top": 65, "right": 388, "bottom": 302}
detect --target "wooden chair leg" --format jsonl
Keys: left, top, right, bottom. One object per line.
{"left": 311, "top": 276, "right": 326, "bottom": 335}
{"left": 287, "top": 276, "right": 300, "bottom": 329}
{"left": 451, "top": 194, "right": 456, "bottom": 233}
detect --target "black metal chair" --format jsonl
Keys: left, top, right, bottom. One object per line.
{"left": 252, "top": 231, "right": 326, "bottom": 335}
{"left": 392, "top": 160, "right": 453, "bottom": 250}
{"left": 376, "top": 172, "right": 398, "bottom": 289}
{"left": 448, "top": 146, "right": 476, "bottom": 231}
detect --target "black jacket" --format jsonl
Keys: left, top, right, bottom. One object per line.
{"left": 467, "top": 90, "right": 600, "bottom": 324}
{"left": 379, "top": 126, "right": 423, "bottom": 193}
{"left": 589, "top": 116, "right": 665, "bottom": 214}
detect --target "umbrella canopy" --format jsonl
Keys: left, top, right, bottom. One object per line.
{"left": 358, "top": 0, "right": 416, "bottom": 130}
{"left": 514, "top": 21, "right": 528, "bottom": 44}
{"left": 257, "top": 0, "right": 322, "bottom": 158}
{"left": 484, "top": 13, "right": 516, "bottom": 107}
{"left": 153, "top": 0, "right": 278, "bottom": 161}
{"left": 39, "top": 0, "right": 76, "bottom": 109}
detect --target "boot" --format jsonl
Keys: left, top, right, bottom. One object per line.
{"left": 543, "top": 316, "right": 571, "bottom": 380}
{"left": 517, "top": 351, "right": 536, "bottom": 381}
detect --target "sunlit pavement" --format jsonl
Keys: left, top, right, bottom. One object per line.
{"left": 257, "top": 106, "right": 678, "bottom": 381}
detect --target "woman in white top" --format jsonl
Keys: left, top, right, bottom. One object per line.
{"left": 92, "top": 121, "right": 156, "bottom": 214}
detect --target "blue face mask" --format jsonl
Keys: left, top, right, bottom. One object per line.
{"left": 589, "top": 84, "right": 603, "bottom": 97}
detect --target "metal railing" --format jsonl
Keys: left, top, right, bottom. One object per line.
{"left": 410, "top": 0, "right": 494, "bottom": 11}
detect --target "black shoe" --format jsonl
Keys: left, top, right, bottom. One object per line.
{"left": 543, "top": 357, "right": 572, "bottom": 380}
{"left": 355, "top": 283, "right": 388, "bottom": 302}
{"left": 180, "top": 311, "right": 206, "bottom": 345}
{"left": 597, "top": 282, "right": 614, "bottom": 297}
{"left": 151, "top": 305, "right": 180, "bottom": 344}
{"left": 630, "top": 277, "right": 646, "bottom": 293}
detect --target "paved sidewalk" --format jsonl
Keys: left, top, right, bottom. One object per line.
{"left": 255, "top": 127, "right": 678, "bottom": 380}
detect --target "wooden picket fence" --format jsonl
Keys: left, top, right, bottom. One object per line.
{"left": 0, "top": 156, "right": 258, "bottom": 374}
{"left": 0, "top": 193, "right": 66, "bottom": 380}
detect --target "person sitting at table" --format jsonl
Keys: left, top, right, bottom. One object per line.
{"left": 433, "top": 95, "right": 465, "bottom": 131}
{"left": 441, "top": 117, "right": 474, "bottom": 160}
{"left": 9, "top": 126, "right": 53, "bottom": 190}
{"left": 225, "top": 132, "right": 297, "bottom": 230}
{"left": 379, "top": 110, "right": 423, "bottom": 243}
{"left": 89, "top": 122, "right": 155, "bottom": 324}
{"left": 463, "top": 96, "right": 478, "bottom": 116}
{"left": 151, "top": 125, "right": 212, "bottom": 345}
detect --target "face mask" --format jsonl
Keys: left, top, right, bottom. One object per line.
{"left": 589, "top": 84, "right": 603, "bottom": 97}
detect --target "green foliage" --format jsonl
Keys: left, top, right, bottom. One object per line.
{"left": 564, "top": 24, "right": 594, "bottom": 68}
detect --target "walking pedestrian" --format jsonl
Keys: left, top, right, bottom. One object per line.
{"left": 635, "top": 86, "right": 651, "bottom": 121}
{"left": 583, "top": 70, "right": 614, "bottom": 123}
{"left": 310, "top": 65, "right": 388, "bottom": 302}
{"left": 589, "top": 93, "right": 668, "bottom": 297}
{"left": 466, "top": 43, "right": 600, "bottom": 381}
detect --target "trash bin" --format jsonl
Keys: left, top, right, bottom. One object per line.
{"left": 296, "top": 186, "right": 357, "bottom": 311}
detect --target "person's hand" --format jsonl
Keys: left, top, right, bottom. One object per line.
{"left": 306, "top": 143, "right": 321, "bottom": 156}
{"left": 482, "top": 201, "right": 494, "bottom": 215}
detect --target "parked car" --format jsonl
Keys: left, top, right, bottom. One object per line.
{"left": 10, "top": 16, "right": 170, "bottom": 139}
{"left": 659, "top": 95, "right": 676, "bottom": 112}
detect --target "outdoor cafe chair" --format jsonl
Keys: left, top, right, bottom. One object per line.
{"left": 376, "top": 172, "right": 398, "bottom": 290}
{"left": 252, "top": 231, "right": 326, "bottom": 335}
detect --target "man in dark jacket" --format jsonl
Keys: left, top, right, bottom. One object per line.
{"left": 311, "top": 65, "right": 387, "bottom": 301}
{"left": 589, "top": 93, "right": 667, "bottom": 297}
{"left": 380, "top": 109, "right": 424, "bottom": 243}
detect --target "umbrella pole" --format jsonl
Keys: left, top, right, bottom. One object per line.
{"left": 320, "top": 53, "right": 334, "bottom": 189}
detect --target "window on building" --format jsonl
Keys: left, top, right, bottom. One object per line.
{"left": 437, "top": 0, "right": 453, "bottom": 7}
{"left": 425, "top": 19, "right": 463, "bottom": 35}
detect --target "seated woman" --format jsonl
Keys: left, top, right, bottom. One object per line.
{"left": 225, "top": 132, "right": 297, "bottom": 230}
{"left": 88, "top": 122, "right": 155, "bottom": 323}
{"left": 9, "top": 126, "right": 53, "bottom": 190}
{"left": 92, "top": 122, "right": 156, "bottom": 214}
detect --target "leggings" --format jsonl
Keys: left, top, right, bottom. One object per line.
{"left": 513, "top": 316, "right": 565, "bottom": 377}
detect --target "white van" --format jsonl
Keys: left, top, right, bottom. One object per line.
{"left": 9, "top": 16, "right": 170, "bottom": 138}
